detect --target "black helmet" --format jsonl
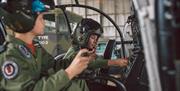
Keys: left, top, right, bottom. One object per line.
{"left": 71, "top": 18, "right": 103, "bottom": 48}
{"left": 0, "top": 0, "right": 53, "bottom": 33}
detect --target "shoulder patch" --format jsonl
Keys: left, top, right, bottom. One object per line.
{"left": 2, "top": 61, "right": 19, "bottom": 79}
{"left": 18, "top": 45, "right": 31, "bottom": 58}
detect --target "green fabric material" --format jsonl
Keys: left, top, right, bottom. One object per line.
{"left": 62, "top": 45, "right": 109, "bottom": 91}
{"left": 64, "top": 46, "right": 108, "bottom": 69}
{"left": 0, "top": 36, "right": 89, "bottom": 91}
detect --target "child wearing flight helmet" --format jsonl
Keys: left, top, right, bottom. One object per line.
{"left": 0, "top": 0, "right": 93, "bottom": 91}
{"left": 65, "top": 18, "right": 128, "bottom": 68}
{"left": 64, "top": 18, "right": 128, "bottom": 91}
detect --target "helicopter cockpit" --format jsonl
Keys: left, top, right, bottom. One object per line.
{"left": 0, "top": 0, "right": 179, "bottom": 91}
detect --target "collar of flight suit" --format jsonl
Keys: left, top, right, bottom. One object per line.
{"left": 6, "top": 35, "right": 41, "bottom": 48}
{"left": 6, "top": 35, "right": 42, "bottom": 57}
{"left": 6, "top": 35, "right": 26, "bottom": 46}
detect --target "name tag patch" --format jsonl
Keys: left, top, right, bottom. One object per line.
{"left": 18, "top": 45, "right": 31, "bottom": 58}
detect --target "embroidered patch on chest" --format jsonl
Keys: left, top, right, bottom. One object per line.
{"left": 18, "top": 45, "right": 31, "bottom": 58}
{"left": 2, "top": 61, "right": 19, "bottom": 79}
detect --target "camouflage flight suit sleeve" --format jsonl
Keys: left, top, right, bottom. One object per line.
{"left": 0, "top": 47, "right": 70, "bottom": 91}
{"left": 88, "top": 56, "right": 108, "bottom": 69}
{"left": 40, "top": 46, "right": 89, "bottom": 91}
{"left": 41, "top": 47, "right": 72, "bottom": 71}
{"left": 64, "top": 46, "right": 108, "bottom": 69}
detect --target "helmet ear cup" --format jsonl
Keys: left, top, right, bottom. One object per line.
{"left": 71, "top": 22, "right": 88, "bottom": 47}
{"left": 78, "top": 35, "right": 83, "bottom": 41}
{"left": 71, "top": 23, "right": 81, "bottom": 45}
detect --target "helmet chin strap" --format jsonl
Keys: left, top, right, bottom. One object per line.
{"left": 80, "top": 39, "right": 91, "bottom": 50}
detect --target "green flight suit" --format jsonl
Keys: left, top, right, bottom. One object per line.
{"left": 64, "top": 45, "right": 108, "bottom": 69}
{"left": 0, "top": 36, "right": 88, "bottom": 91}
{"left": 63, "top": 45, "right": 109, "bottom": 91}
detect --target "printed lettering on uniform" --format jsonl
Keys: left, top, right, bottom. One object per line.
{"left": 18, "top": 45, "right": 31, "bottom": 58}
{"left": 2, "top": 61, "right": 19, "bottom": 79}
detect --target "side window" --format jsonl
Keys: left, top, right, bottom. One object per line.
{"left": 96, "top": 41, "right": 119, "bottom": 59}
{"left": 37, "top": 10, "right": 82, "bottom": 57}
{"left": 96, "top": 42, "right": 106, "bottom": 56}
